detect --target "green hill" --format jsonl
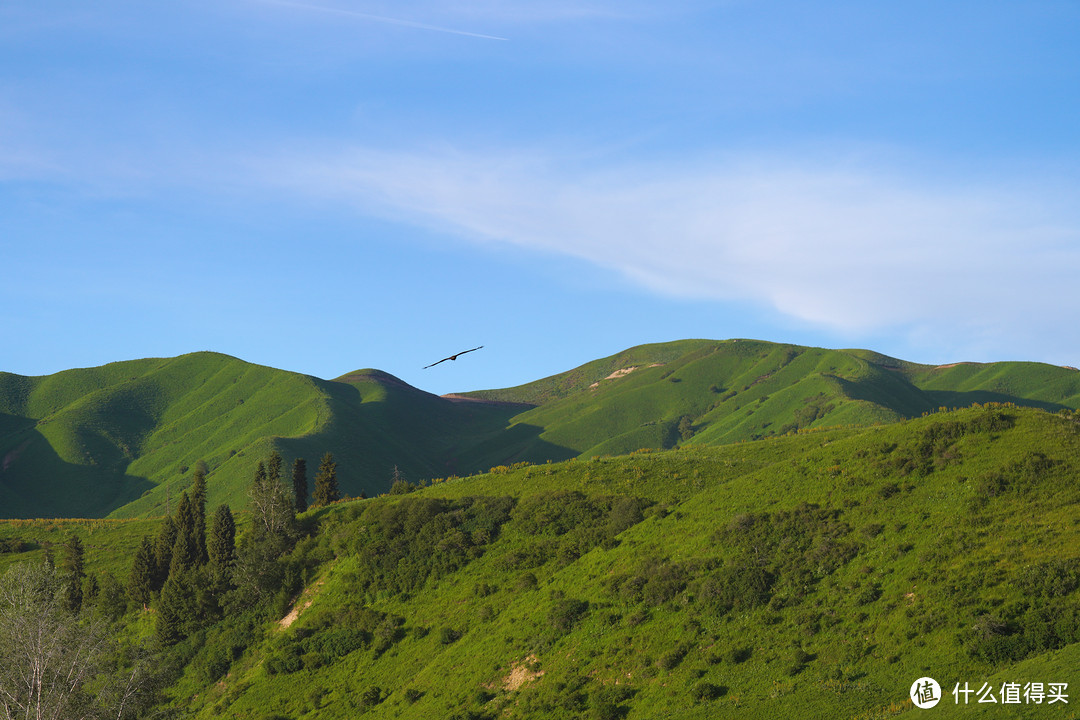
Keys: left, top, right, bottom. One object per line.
{"left": 172, "top": 406, "right": 1080, "bottom": 719}
{"left": 7, "top": 404, "right": 1077, "bottom": 718}
{"left": 0, "top": 353, "right": 525, "bottom": 519}
{"left": 465, "top": 339, "right": 1080, "bottom": 458}
{"left": 3, "top": 340, "right": 1080, "bottom": 520}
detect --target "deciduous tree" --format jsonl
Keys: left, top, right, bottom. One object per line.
{"left": 0, "top": 561, "right": 152, "bottom": 719}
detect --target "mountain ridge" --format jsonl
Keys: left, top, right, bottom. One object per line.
{"left": 3, "top": 339, "right": 1079, "bottom": 519}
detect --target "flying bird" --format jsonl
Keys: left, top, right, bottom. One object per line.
{"left": 424, "top": 346, "right": 484, "bottom": 369}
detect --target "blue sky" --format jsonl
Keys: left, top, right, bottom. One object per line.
{"left": 3, "top": 1, "right": 1079, "bottom": 395}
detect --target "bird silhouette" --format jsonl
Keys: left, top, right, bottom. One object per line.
{"left": 423, "top": 346, "right": 483, "bottom": 369}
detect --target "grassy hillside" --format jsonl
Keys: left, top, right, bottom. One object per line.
{"left": 75, "top": 404, "right": 1076, "bottom": 719}
{"left": 0, "top": 353, "right": 525, "bottom": 519}
{"left": 4, "top": 340, "right": 1080, "bottom": 520}
{"left": 469, "top": 339, "right": 1080, "bottom": 459}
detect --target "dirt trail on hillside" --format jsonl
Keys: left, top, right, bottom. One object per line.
{"left": 278, "top": 577, "right": 326, "bottom": 630}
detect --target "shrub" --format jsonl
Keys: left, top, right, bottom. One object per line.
{"left": 548, "top": 598, "right": 589, "bottom": 635}
{"left": 694, "top": 682, "right": 725, "bottom": 702}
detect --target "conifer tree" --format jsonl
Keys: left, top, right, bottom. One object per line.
{"left": 156, "top": 574, "right": 196, "bottom": 647}
{"left": 128, "top": 536, "right": 156, "bottom": 609}
{"left": 292, "top": 457, "right": 308, "bottom": 513}
{"left": 152, "top": 516, "right": 177, "bottom": 591}
{"left": 191, "top": 466, "right": 208, "bottom": 564}
{"left": 59, "top": 534, "right": 85, "bottom": 614}
{"left": 170, "top": 492, "right": 197, "bottom": 578}
{"left": 313, "top": 452, "right": 340, "bottom": 507}
{"left": 207, "top": 504, "right": 236, "bottom": 580}
{"left": 169, "top": 531, "right": 197, "bottom": 580}
{"left": 267, "top": 450, "right": 283, "bottom": 486}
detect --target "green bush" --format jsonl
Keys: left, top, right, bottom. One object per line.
{"left": 693, "top": 681, "right": 725, "bottom": 701}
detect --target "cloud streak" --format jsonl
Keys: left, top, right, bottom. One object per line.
{"left": 251, "top": 0, "right": 509, "bottom": 41}
{"left": 261, "top": 144, "right": 1080, "bottom": 360}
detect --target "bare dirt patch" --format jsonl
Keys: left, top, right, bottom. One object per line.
{"left": 605, "top": 367, "right": 638, "bottom": 380}
{"left": 278, "top": 577, "right": 325, "bottom": 630}
{"left": 502, "top": 655, "right": 544, "bottom": 691}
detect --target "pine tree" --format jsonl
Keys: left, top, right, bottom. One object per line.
{"left": 128, "top": 536, "right": 156, "bottom": 609}
{"left": 292, "top": 457, "right": 308, "bottom": 513}
{"left": 152, "top": 516, "right": 177, "bottom": 592}
{"left": 207, "top": 504, "right": 236, "bottom": 580}
{"left": 267, "top": 450, "right": 283, "bottom": 486}
{"left": 313, "top": 452, "right": 340, "bottom": 507}
{"left": 191, "top": 466, "right": 208, "bottom": 564}
{"left": 156, "top": 574, "right": 196, "bottom": 647}
{"left": 170, "top": 492, "right": 197, "bottom": 578}
{"left": 59, "top": 534, "right": 85, "bottom": 614}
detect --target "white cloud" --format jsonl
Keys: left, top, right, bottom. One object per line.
{"left": 262, "top": 144, "right": 1080, "bottom": 353}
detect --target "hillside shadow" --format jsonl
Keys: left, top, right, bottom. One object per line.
{"left": 0, "top": 427, "right": 154, "bottom": 519}
{"left": 449, "top": 422, "right": 579, "bottom": 475}
{"left": 830, "top": 376, "right": 1070, "bottom": 418}
{"left": 279, "top": 379, "right": 577, "bottom": 496}
{"left": 922, "top": 390, "right": 1068, "bottom": 414}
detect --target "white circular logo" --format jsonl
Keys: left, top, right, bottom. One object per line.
{"left": 910, "top": 677, "right": 941, "bottom": 709}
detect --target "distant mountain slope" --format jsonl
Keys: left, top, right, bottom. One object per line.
{"left": 2, "top": 340, "right": 1079, "bottom": 519}
{"left": 466, "top": 339, "right": 1080, "bottom": 458}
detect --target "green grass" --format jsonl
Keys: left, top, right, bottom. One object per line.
{"left": 105, "top": 404, "right": 1080, "bottom": 719}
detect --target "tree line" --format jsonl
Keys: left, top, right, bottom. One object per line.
{"left": 126, "top": 451, "right": 341, "bottom": 647}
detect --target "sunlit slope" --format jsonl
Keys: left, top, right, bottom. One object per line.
{"left": 172, "top": 406, "right": 1080, "bottom": 720}
{"left": 469, "top": 339, "right": 1080, "bottom": 458}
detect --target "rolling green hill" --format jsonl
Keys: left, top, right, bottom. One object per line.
{"left": 7, "top": 404, "right": 1077, "bottom": 718}
{"left": 3, "top": 340, "right": 1079, "bottom": 519}
{"left": 466, "top": 339, "right": 1080, "bottom": 458}
{"left": 0, "top": 353, "right": 525, "bottom": 519}
{"left": 170, "top": 406, "right": 1080, "bottom": 719}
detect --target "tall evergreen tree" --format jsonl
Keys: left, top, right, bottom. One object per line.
{"left": 207, "top": 504, "right": 236, "bottom": 580}
{"left": 170, "top": 492, "right": 197, "bottom": 578}
{"left": 292, "top": 457, "right": 308, "bottom": 513}
{"left": 313, "top": 452, "right": 340, "bottom": 507}
{"left": 152, "top": 516, "right": 177, "bottom": 591}
{"left": 59, "top": 534, "right": 85, "bottom": 614}
{"left": 128, "top": 536, "right": 156, "bottom": 609}
{"left": 156, "top": 574, "right": 197, "bottom": 647}
{"left": 191, "top": 466, "right": 208, "bottom": 564}
{"left": 267, "top": 450, "right": 283, "bottom": 486}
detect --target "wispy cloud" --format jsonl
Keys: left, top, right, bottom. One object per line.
{"left": 259, "top": 144, "right": 1080, "bottom": 360}
{"left": 249, "top": 0, "right": 509, "bottom": 40}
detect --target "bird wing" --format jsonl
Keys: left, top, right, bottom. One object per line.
{"left": 422, "top": 346, "right": 483, "bottom": 369}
